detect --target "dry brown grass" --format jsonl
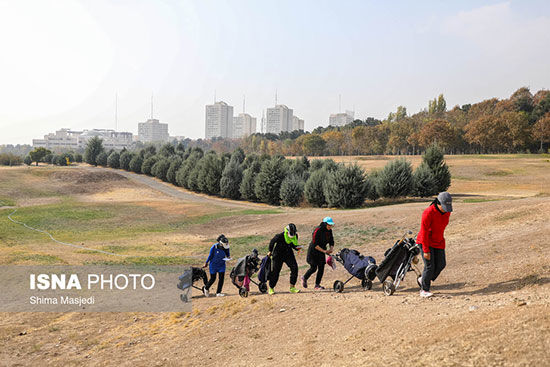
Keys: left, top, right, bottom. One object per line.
{"left": 1, "top": 160, "right": 549, "bottom": 366}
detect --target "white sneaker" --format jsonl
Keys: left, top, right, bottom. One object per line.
{"left": 216, "top": 293, "right": 225, "bottom": 297}
{"left": 203, "top": 287, "right": 210, "bottom": 297}
{"left": 417, "top": 276, "right": 422, "bottom": 287}
{"left": 420, "top": 290, "right": 433, "bottom": 298}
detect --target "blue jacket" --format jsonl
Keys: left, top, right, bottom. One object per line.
{"left": 205, "top": 243, "right": 230, "bottom": 273}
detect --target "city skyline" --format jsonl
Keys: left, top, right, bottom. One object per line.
{"left": 2, "top": 0, "right": 550, "bottom": 144}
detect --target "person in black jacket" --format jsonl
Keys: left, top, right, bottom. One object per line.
{"left": 267, "top": 223, "right": 302, "bottom": 295}
{"left": 302, "top": 217, "right": 335, "bottom": 290}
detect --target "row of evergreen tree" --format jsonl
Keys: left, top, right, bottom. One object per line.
{"left": 83, "top": 136, "right": 450, "bottom": 208}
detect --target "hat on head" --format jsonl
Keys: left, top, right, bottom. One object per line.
{"left": 323, "top": 217, "right": 335, "bottom": 226}
{"left": 437, "top": 192, "right": 453, "bottom": 212}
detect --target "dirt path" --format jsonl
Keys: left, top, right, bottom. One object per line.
{"left": 82, "top": 165, "right": 269, "bottom": 210}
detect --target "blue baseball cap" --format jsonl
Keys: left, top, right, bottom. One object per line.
{"left": 323, "top": 217, "right": 335, "bottom": 225}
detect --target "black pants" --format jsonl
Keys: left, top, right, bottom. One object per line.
{"left": 269, "top": 252, "right": 298, "bottom": 289}
{"left": 303, "top": 259, "right": 325, "bottom": 286}
{"left": 206, "top": 272, "right": 225, "bottom": 294}
{"left": 421, "top": 247, "right": 446, "bottom": 291}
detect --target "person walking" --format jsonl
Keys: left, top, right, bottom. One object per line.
{"left": 267, "top": 223, "right": 302, "bottom": 295}
{"left": 417, "top": 192, "right": 453, "bottom": 298}
{"left": 302, "top": 217, "right": 335, "bottom": 290}
{"left": 203, "top": 234, "right": 231, "bottom": 297}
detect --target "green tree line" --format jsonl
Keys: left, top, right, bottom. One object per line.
{"left": 85, "top": 136, "right": 451, "bottom": 209}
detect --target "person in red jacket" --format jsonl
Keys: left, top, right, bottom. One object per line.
{"left": 417, "top": 192, "right": 452, "bottom": 298}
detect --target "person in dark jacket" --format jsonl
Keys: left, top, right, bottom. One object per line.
{"left": 302, "top": 217, "right": 335, "bottom": 290}
{"left": 203, "top": 234, "right": 231, "bottom": 297}
{"left": 417, "top": 192, "right": 452, "bottom": 298}
{"left": 267, "top": 223, "right": 302, "bottom": 295}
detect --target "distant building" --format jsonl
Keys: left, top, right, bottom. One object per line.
{"left": 292, "top": 116, "right": 304, "bottom": 131}
{"left": 32, "top": 128, "right": 133, "bottom": 151}
{"left": 232, "top": 113, "right": 257, "bottom": 138}
{"left": 138, "top": 118, "right": 169, "bottom": 143}
{"left": 329, "top": 110, "right": 355, "bottom": 126}
{"left": 79, "top": 129, "right": 133, "bottom": 150}
{"left": 265, "top": 105, "right": 294, "bottom": 134}
{"left": 205, "top": 101, "right": 234, "bottom": 139}
{"left": 32, "top": 128, "right": 81, "bottom": 150}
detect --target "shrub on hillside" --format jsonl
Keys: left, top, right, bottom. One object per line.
{"left": 230, "top": 147, "right": 245, "bottom": 165}
{"left": 159, "top": 143, "right": 176, "bottom": 157}
{"left": 365, "top": 172, "right": 380, "bottom": 201}
{"left": 107, "top": 151, "right": 120, "bottom": 169}
{"left": 423, "top": 143, "right": 451, "bottom": 192}
{"left": 323, "top": 159, "right": 339, "bottom": 172}
{"left": 412, "top": 162, "right": 437, "bottom": 197}
{"left": 280, "top": 174, "right": 304, "bottom": 207}
{"left": 304, "top": 169, "right": 328, "bottom": 207}
{"left": 176, "top": 152, "right": 202, "bottom": 188}
{"left": 84, "top": 136, "right": 104, "bottom": 166}
{"left": 151, "top": 158, "right": 171, "bottom": 181}
{"left": 240, "top": 161, "right": 261, "bottom": 201}
{"left": 119, "top": 152, "right": 133, "bottom": 170}
{"left": 96, "top": 152, "right": 108, "bottom": 167}
{"left": 291, "top": 157, "right": 309, "bottom": 180}
{"left": 254, "top": 157, "right": 286, "bottom": 205}
{"left": 187, "top": 161, "right": 203, "bottom": 191}
{"left": 166, "top": 157, "right": 183, "bottom": 185}
{"left": 74, "top": 153, "right": 83, "bottom": 163}
{"left": 310, "top": 159, "right": 324, "bottom": 171}
{"left": 220, "top": 160, "right": 243, "bottom": 199}
{"left": 129, "top": 155, "right": 143, "bottom": 173}
{"left": 24, "top": 155, "right": 32, "bottom": 166}
{"left": 376, "top": 158, "right": 413, "bottom": 198}
{"left": 324, "top": 164, "right": 368, "bottom": 208}
{"left": 197, "top": 153, "right": 223, "bottom": 195}
{"left": 141, "top": 156, "right": 158, "bottom": 176}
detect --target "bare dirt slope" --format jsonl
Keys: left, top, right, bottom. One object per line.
{"left": 0, "top": 163, "right": 549, "bottom": 366}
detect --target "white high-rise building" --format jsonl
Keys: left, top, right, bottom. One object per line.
{"left": 232, "top": 113, "right": 257, "bottom": 138}
{"left": 329, "top": 110, "right": 355, "bottom": 126}
{"left": 138, "top": 119, "right": 169, "bottom": 142}
{"left": 205, "top": 101, "right": 234, "bottom": 139}
{"left": 292, "top": 116, "right": 304, "bottom": 131}
{"left": 265, "top": 105, "right": 293, "bottom": 134}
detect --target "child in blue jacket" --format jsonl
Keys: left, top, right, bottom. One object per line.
{"left": 203, "top": 234, "right": 231, "bottom": 297}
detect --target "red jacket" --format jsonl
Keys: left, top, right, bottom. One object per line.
{"left": 417, "top": 204, "right": 450, "bottom": 253}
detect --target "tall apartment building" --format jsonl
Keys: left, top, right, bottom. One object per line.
{"left": 205, "top": 101, "right": 234, "bottom": 139}
{"left": 32, "top": 128, "right": 133, "bottom": 151}
{"left": 232, "top": 113, "right": 257, "bottom": 138}
{"left": 329, "top": 110, "right": 355, "bottom": 126}
{"left": 265, "top": 105, "right": 293, "bottom": 134}
{"left": 292, "top": 116, "right": 304, "bottom": 131}
{"left": 138, "top": 118, "right": 169, "bottom": 143}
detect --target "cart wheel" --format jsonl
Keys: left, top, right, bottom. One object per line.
{"left": 239, "top": 287, "right": 249, "bottom": 298}
{"left": 180, "top": 294, "right": 188, "bottom": 303}
{"left": 361, "top": 278, "right": 373, "bottom": 291}
{"left": 333, "top": 280, "right": 344, "bottom": 293}
{"left": 258, "top": 282, "right": 268, "bottom": 294}
{"left": 382, "top": 280, "right": 395, "bottom": 296}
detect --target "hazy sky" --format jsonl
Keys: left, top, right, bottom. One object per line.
{"left": 1, "top": 0, "right": 550, "bottom": 144}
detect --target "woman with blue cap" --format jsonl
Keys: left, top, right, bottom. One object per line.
{"left": 203, "top": 234, "right": 231, "bottom": 297}
{"left": 302, "top": 217, "right": 335, "bottom": 290}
